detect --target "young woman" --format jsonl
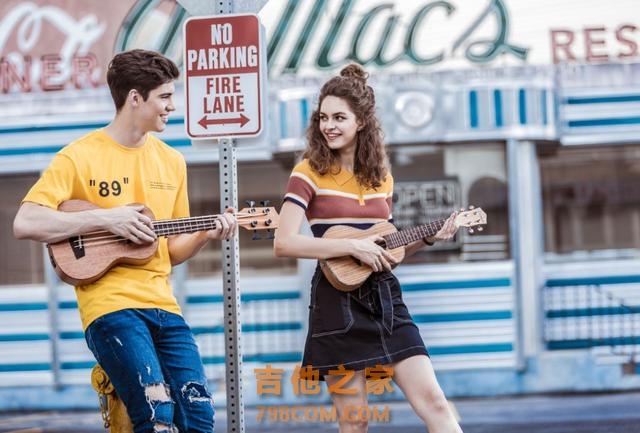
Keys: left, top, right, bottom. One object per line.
{"left": 274, "top": 64, "right": 464, "bottom": 433}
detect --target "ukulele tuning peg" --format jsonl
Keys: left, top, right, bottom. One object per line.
{"left": 252, "top": 230, "right": 261, "bottom": 241}
{"left": 469, "top": 205, "right": 475, "bottom": 210}
{"left": 468, "top": 228, "right": 474, "bottom": 234}
{"left": 477, "top": 226, "right": 484, "bottom": 232}
{"left": 460, "top": 207, "right": 465, "bottom": 212}
{"left": 250, "top": 220, "right": 258, "bottom": 228}
{"left": 265, "top": 219, "right": 272, "bottom": 227}
{"left": 246, "top": 200, "right": 256, "bottom": 208}
{"left": 261, "top": 200, "right": 270, "bottom": 207}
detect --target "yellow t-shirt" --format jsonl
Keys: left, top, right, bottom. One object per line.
{"left": 22, "top": 129, "right": 188, "bottom": 329}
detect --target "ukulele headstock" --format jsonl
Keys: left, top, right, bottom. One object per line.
{"left": 454, "top": 206, "right": 487, "bottom": 234}
{"left": 238, "top": 200, "right": 280, "bottom": 240}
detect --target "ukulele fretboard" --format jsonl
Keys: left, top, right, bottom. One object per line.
{"left": 383, "top": 219, "right": 445, "bottom": 250}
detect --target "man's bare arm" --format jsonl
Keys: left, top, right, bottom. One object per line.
{"left": 13, "top": 201, "right": 156, "bottom": 245}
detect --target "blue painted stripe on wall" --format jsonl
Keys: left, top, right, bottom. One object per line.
{"left": 60, "top": 331, "right": 84, "bottom": 340}
{"left": 0, "top": 137, "right": 191, "bottom": 157}
{"left": 493, "top": 89, "right": 503, "bottom": 127}
{"left": 59, "top": 301, "right": 78, "bottom": 309}
{"left": 240, "top": 291, "right": 301, "bottom": 301}
{"left": 403, "top": 278, "right": 511, "bottom": 292}
{"left": 279, "top": 101, "right": 288, "bottom": 138}
{"left": 0, "top": 145, "right": 65, "bottom": 156}
{"left": 0, "top": 323, "right": 303, "bottom": 343}
{"left": 187, "top": 291, "right": 300, "bottom": 304}
{"left": 546, "top": 275, "right": 640, "bottom": 287}
{"left": 568, "top": 117, "right": 640, "bottom": 127}
{"left": 429, "top": 343, "right": 513, "bottom": 355}
{"left": 565, "top": 94, "right": 640, "bottom": 104}
{"left": 244, "top": 323, "right": 302, "bottom": 332}
{"left": 0, "top": 333, "right": 49, "bottom": 342}
{"left": 469, "top": 90, "right": 478, "bottom": 128}
{"left": 0, "top": 363, "right": 50, "bottom": 372}
{"left": 191, "top": 322, "right": 302, "bottom": 335}
{"left": 0, "top": 353, "right": 306, "bottom": 373}
{"left": 0, "top": 303, "right": 47, "bottom": 312}
{"left": 414, "top": 310, "right": 512, "bottom": 323}
{"left": 541, "top": 89, "right": 548, "bottom": 125}
{"left": 0, "top": 122, "right": 105, "bottom": 135}
{"left": 547, "top": 340, "right": 592, "bottom": 350}
{"left": 188, "top": 295, "right": 222, "bottom": 304}
{"left": 1, "top": 291, "right": 301, "bottom": 313}
{"left": 60, "top": 361, "right": 96, "bottom": 370}
{"left": 165, "top": 139, "right": 192, "bottom": 148}
{"left": 0, "top": 117, "right": 184, "bottom": 134}
{"left": 203, "top": 352, "right": 302, "bottom": 365}
{"left": 300, "top": 98, "right": 309, "bottom": 125}
{"left": 546, "top": 306, "right": 637, "bottom": 319}
{"left": 245, "top": 352, "right": 302, "bottom": 363}
{"left": 547, "top": 336, "right": 640, "bottom": 350}
{"left": 1, "top": 301, "right": 75, "bottom": 311}
{"left": 519, "top": 89, "right": 527, "bottom": 124}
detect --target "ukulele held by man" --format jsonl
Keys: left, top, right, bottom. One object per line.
{"left": 47, "top": 199, "right": 279, "bottom": 286}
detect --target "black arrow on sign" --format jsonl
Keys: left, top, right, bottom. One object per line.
{"left": 198, "top": 113, "right": 250, "bottom": 129}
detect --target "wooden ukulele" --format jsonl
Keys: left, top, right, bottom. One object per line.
{"left": 319, "top": 207, "right": 487, "bottom": 292}
{"left": 47, "top": 199, "right": 279, "bottom": 286}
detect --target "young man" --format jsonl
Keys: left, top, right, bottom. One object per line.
{"left": 13, "top": 49, "right": 233, "bottom": 433}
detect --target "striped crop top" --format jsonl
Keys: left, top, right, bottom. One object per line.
{"left": 284, "top": 159, "right": 394, "bottom": 237}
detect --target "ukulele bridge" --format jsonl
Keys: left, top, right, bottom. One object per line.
{"left": 69, "top": 236, "right": 86, "bottom": 259}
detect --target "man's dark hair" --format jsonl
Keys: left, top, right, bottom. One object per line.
{"left": 107, "top": 49, "right": 180, "bottom": 111}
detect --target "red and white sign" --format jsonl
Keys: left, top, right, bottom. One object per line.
{"left": 183, "top": 14, "right": 264, "bottom": 139}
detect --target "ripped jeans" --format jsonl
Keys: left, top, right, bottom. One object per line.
{"left": 85, "top": 309, "right": 214, "bottom": 433}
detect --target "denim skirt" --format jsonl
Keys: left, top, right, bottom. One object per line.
{"left": 302, "top": 267, "right": 428, "bottom": 379}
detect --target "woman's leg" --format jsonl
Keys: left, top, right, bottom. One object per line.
{"left": 325, "top": 370, "right": 369, "bottom": 433}
{"left": 391, "top": 355, "right": 463, "bottom": 433}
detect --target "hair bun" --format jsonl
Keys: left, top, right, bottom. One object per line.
{"left": 340, "top": 64, "right": 368, "bottom": 83}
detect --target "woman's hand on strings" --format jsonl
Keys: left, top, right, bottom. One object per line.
{"left": 349, "top": 235, "right": 396, "bottom": 273}
{"left": 424, "top": 212, "right": 459, "bottom": 244}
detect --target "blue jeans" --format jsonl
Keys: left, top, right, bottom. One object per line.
{"left": 85, "top": 309, "right": 214, "bottom": 433}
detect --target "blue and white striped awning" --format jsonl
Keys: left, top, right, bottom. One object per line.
{"left": 560, "top": 88, "right": 640, "bottom": 145}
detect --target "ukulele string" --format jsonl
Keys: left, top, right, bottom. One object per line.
{"left": 70, "top": 211, "right": 272, "bottom": 246}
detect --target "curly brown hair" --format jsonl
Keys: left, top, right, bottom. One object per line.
{"left": 303, "top": 64, "right": 388, "bottom": 189}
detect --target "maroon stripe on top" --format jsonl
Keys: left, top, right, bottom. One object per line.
{"left": 308, "top": 195, "right": 391, "bottom": 221}
{"left": 285, "top": 176, "right": 316, "bottom": 207}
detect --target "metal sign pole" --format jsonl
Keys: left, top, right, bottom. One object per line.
{"left": 215, "top": 6, "right": 243, "bottom": 433}
{"left": 219, "top": 136, "right": 244, "bottom": 433}
{"left": 178, "top": 1, "right": 267, "bottom": 431}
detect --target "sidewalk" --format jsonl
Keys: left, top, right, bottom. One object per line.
{"left": 1, "top": 391, "right": 639, "bottom": 433}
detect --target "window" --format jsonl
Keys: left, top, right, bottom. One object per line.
{"left": 389, "top": 142, "right": 510, "bottom": 264}
{"left": 539, "top": 144, "right": 640, "bottom": 258}
{"left": 0, "top": 173, "right": 44, "bottom": 284}
{"left": 186, "top": 160, "right": 297, "bottom": 277}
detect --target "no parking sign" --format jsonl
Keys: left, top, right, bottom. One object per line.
{"left": 183, "top": 14, "right": 264, "bottom": 139}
